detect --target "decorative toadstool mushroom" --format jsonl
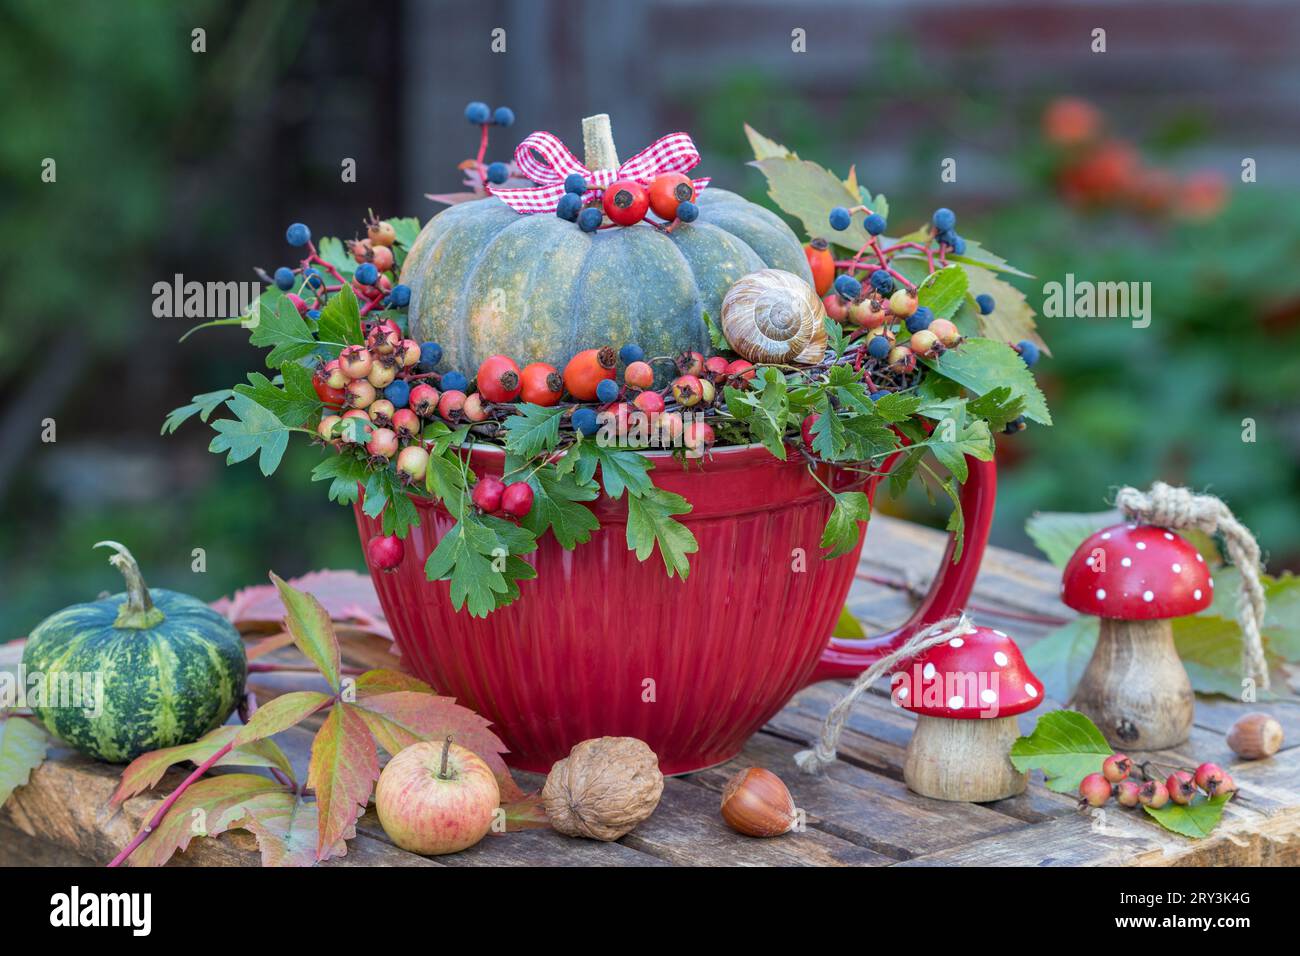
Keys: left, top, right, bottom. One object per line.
{"left": 896, "top": 625, "right": 1043, "bottom": 802}
{"left": 1061, "top": 522, "right": 1212, "bottom": 750}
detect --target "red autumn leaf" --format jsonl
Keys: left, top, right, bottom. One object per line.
{"left": 354, "top": 668, "right": 437, "bottom": 697}
{"left": 111, "top": 725, "right": 295, "bottom": 807}
{"left": 233, "top": 787, "right": 350, "bottom": 866}
{"left": 307, "top": 702, "right": 379, "bottom": 860}
{"left": 244, "top": 631, "right": 296, "bottom": 661}
{"left": 213, "top": 569, "right": 391, "bottom": 640}
{"left": 271, "top": 574, "right": 342, "bottom": 691}
{"left": 500, "top": 793, "right": 549, "bottom": 831}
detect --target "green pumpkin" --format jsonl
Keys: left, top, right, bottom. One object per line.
{"left": 404, "top": 183, "right": 812, "bottom": 379}
{"left": 22, "top": 542, "right": 246, "bottom": 763}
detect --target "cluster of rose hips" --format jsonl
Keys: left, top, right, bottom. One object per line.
{"left": 273, "top": 217, "right": 411, "bottom": 319}
{"left": 556, "top": 171, "right": 700, "bottom": 233}
{"left": 1078, "top": 753, "right": 1237, "bottom": 811}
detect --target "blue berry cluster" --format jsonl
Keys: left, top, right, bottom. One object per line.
{"left": 465, "top": 102, "right": 514, "bottom": 127}
{"left": 932, "top": 208, "right": 966, "bottom": 255}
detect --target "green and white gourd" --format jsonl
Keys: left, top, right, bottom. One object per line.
{"left": 21, "top": 542, "right": 247, "bottom": 763}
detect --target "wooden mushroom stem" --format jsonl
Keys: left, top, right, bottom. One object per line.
{"left": 903, "top": 715, "right": 1026, "bottom": 803}
{"left": 1071, "top": 618, "right": 1194, "bottom": 750}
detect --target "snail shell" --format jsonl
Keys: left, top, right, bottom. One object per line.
{"left": 720, "top": 269, "right": 828, "bottom": 365}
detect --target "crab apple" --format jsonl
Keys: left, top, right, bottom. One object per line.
{"left": 1139, "top": 779, "right": 1169, "bottom": 808}
{"left": 437, "top": 390, "right": 467, "bottom": 420}
{"left": 368, "top": 219, "right": 397, "bottom": 247}
{"left": 658, "top": 411, "right": 684, "bottom": 442}
{"left": 398, "top": 339, "right": 422, "bottom": 368}
{"left": 672, "top": 374, "right": 703, "bottom": 407}
{"left": 519, "top": 362, "right": 563, "bottom": 406}
{"left": 725, "top": 359, "right": 756, "bottom": 383}
{"left": 648, "top": 172, "right": 695, "bottom": 221}
{"left": 888, "top": 288, "right": 918, "bottom": 318}
{"left": 887, "top": 346, "right": 916, "bottom": 373}
{"left": 602, "top": 179, "right": 649, "bottom": 226}
{"left": 477, "top": 354, "right": 522, "bottom": 403}
{"left": 1194, "top": 762, "right": 1227, "bottom": 796}
{"left": 317, "top": 415, "right": 342, "bottom": 441}
{"left": 803, "top": 238, "right": 835, "bottom": 296}
{"left": 624, "top": 360, "right": 655, "bottom": 390}
{"left": 682, "top": 420, "right": 715, "bottom": 458}
{"left": 471, "top": 475, "right": 506, "bottom": 513}
{"left": 703, "top": 355, "right": 730, "bottom": 380}
{"left": 501, "top": 482, "right": 534, "bottom": 518}
{"left": 366, "top": 533, "right": 405, "bottom": 572}
{"left": 378, "top": 275, "right": 393, "bottom": 295}
{"left": 285, "top": 293, "right": 308, "bottom": 315}
{"left": 371, "top": 244, "right": 395, "bottom": 273}
{"left": 391, "top": 408, "right": 420, "bottom": 438}
{"left": 822, "top": 292, "right": 849, "bottom": 322}
{"left": 366, "top": 427, "right": 399, "bottom": 460}
{"left": 1217, "top": 774, "right": 1238, "bottom": 798}
{"left": 928, "top": 318, "right": 961, "bottom": 348}
{"left": 340, "top": 345, "right": 373, "bottom": 379}
{"left": 908, "top": 329, "right": 940, "bottom": 357}
{"left": 1102, "top": 754, "right": 1132, "bottom": 783}
{"left": 367, "top": 362, "right": 397, "bottom": 390}
{"left": 368, "top": 399, "right": 396, "bottom": 427}
{"left": 313, "top": 369, "right": 346, "bottom": 409}
{"left": 345, "top": 379, "right": 377, "bottom": 409}
{"left": 1078, "top": 773, "right": 1112, "bottom": 807}
{"left": 801, "top": 413, "right": 820, "bottom": 448}
{"left": 634, "top": 390, "right": 665, "bottom": 416}
{"left": 675, "top": 351, "right": 704, "bottom": 376}
{"left": 699, "top": 379, "right": 717, "bottom": 404}
{"left": 562, "top": 347, "right": 617, "bottom": 400}
{"left": 368, "top": 319, "right": 402, "bottom": 355}
{"left": 1116, "top": 780, "right": 1142, "bottom": 808}
{"left": 349, "top": 238, "right": 373, "bottom": 263}
{"left": 396, "top": 445, "right": 430, "bottom": 484}
{"left": 1167, "top": 771, "right": 1197, "bottom": 805}
{"left": 409, "top": 384, "right": 440, "bottom": 418}
{"left": 849, "top": 298, "right": 886, "bottom": 329}
{"left": 462, "top": 392, "right": 490, "bottom": 422}
{"left": 322, "top": 359, "right": 349, "bottom": 390}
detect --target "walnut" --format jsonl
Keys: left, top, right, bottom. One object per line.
{"left": 542, "top": 737, "right": 664, "bottom": 841}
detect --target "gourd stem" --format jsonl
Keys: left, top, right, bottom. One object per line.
{"left": 582, "top": 114, "right": 619, "bottom": 172}
{"left": 94, "top": 540, "right": 165, "bottom": 630}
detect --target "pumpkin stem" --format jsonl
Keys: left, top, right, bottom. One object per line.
{"left": 582, "top": 114, "right": 620, "bottom": 172}
{"left": 93, "top": 541, "right": 166, "bottom": 630}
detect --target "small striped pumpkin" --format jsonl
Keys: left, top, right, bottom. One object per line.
{"left": 22, "top": 542, "right": 246, "bottom": 763}
{"left": 404, "top": 119, "right": 811, "bottom": 380}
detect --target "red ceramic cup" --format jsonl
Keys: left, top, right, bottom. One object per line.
{"left": 355, "top": 444, "right": 995, "bottom": 774}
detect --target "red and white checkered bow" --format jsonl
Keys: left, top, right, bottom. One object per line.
{"left": 486, "top": 129, "right": 710, "bottom": 214}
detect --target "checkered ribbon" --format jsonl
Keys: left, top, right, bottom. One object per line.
{"left": 486, "top": 129, "right": 710, "bottom": 214}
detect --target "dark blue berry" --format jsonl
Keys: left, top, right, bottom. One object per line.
{"left": 389, "top": 284, "right": 411, "bottom": 308}
{"left": 418, "top": 341, "right": 443, "bottom": 368}
{"left": 869, "top": 390, "right": 889, "bottom": 401}
{"left": 942, "top": 233, "right": 966, "bottom": 255}
{"left": 833, "top": 274, "right": 862, "bottom": 300}
{"left": 864, "top": 213, "right": 887, "bottom": 236}
{"left": 303, "top": 267, "right": 323, "bottom": 288}
{"left": 485, "top": 162, "right": 509, "bottom": 185}
{"left": 441, "top": 370, "right": 469, "bottom": 393}
{"left": 619, "top": 344, "right": 645, "bottom": 364}
{"left": 577, "top": 207, "right": 603, "bottom": 232}
{"left": 306, "top": 309, "right": 321, "bottom": 321}
{"left": 932, "top": 208, "right": 956, "bottom": 232}
{"left": 354, "top": 263, "right": 379, "bottom": 286}
{"left": 1003, "top": 415, "right": 1026, "bottom": 435}
{"left": 464, "top": 101, "right": 491, "bottom": 124}
{"left": 273, "top": 267, "right": 295, "bottom": 291}
{"left": 867, "top": 336, "right": 892, "bottom": 360}
{"left": 572, "top": 407, "right": 599, "bottom": 436}
{"left": 595, "top": 379, "right": 620, "bottom": 403}
{"left": 385, "top": 380, "right": 411, "bottom": 409}
{"left": 906, "top": 307, "right": 933, "bottom": 334}
{"left": 285, "top": 222, "right": 311, "bottom": 247}
{"left": 870, "top": 269, "right": 894, "bottom": 295}
{"left": 564, "top": 173, "right": 588, "bottom": 194}
{"left": 675, "top": 200, "right": 699, "bottom": 223}
{"left": 975, "top": 293, "right": 995, "bottom": 315}
{"left": 1017, "top": 341, "right": 1040, "bottom": 367}
{"left": 828, "top": 206, "right": 851, "bottom": 230}
{"left": 556, "top": 193, "right": 583, "bottom": 221}
{"left": 492, "top": 106, "right": 515, "bottom": 127}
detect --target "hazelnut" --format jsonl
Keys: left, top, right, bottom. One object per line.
{"left": 720, "top": 767, "right": 796, "bottom": 837}
{"left": 1226, "top": 712, "right": 1283, "bottom": 760}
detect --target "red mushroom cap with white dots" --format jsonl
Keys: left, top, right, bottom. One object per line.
{"left": 892, "top": 625, "right": 1043, "bottom": 719}
{"left": 1061, "top": 523, "right": 1213, "bottom": 620}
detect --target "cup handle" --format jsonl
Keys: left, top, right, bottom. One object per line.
{"left": 804, "top": 455, "right": 997, "bottom": 685}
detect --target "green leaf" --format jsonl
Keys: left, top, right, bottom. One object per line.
{"left": 361, "top": 469, "right": 419, "bottom": 539}
{"left": 235, "top": 365, "right": 320, "bottom": 427}
{"left": 520, "top": 466, "right": 600, "bottom": 550}
{"left": 626, "top": 487, "right": 698, "bottom": 579}
{"left": 960, "top": 265, "right": 1048, "bottom": 356}
{"left": 311, "top": 453, "right": 371, "bottom": 506}
{"left": 315, "top": 285, "right": 364, "bottom": 350}
{"left": 917, "top": 265, "right": 968, "bottom": 321}
{"left": 702, "top": 310, "right": 730, "bottom": 353}
{"left": 1009, "top": 710, "right": 1113, "bottom": 793}
{"left": 388, "top": 216, "right": 422, "bottom": 249}
{"left": 235, "top": 691, "right": 334, "bottom": 745}
{"left": 0, "top": 716, "right": 47, "bottom": 806}
{"left": 821, "top": 491, "right": 871, "bottom": 558}
{"left": 1145, "top": 794, "right": 1233, "bottom": 839}
{"left": 743, "top": 123, "right": 793, "bottom": 161}
{"left": 750, "top": 155, "right": 872, "bottom": 248}
{"left": 1173, "top": 615, "right": 1281, "bottom": 698}
{"left": 586, "top": 444, "right": 653, "bottom": 500}
{"left": 315, "top": 237, "right": 357, "bottom": 282}
{"left": 426, "top": 449, "right": 470, "bottom": 516}
{"left": 945, "top": 237, "right": 1033, "bottom": 278}
{"left": 423, "top": 518, "right": 527, "bottom": 618}
{"left": 270, "top": 573, "right": 343, "bottom": 692}
{"left": 724, "top": 369, "right": 790, "bottom": 460}
{"left": 869, "top": 392, "right": 922, "bottom": 424}
{"left": 1025, "top": 510, "right": 1119, "bottom": 567}
{"left": 249, "top": 296, "right": 321, "bottom": 368}
{"left": 161, "top": 389, "right": 235, "bottom": 435}
{"left": 208, "top": 392, "right": 291, "bottom": 476}
{"left": 1022, "top": 617, "right": 1099, "bottom": 703}
{"left": 922, "top": 337, "right": 1052, "bottom": 425}
{"left": 833, "top": 605, "right": 866, "bottom": 639}
{"left": 967, "top": 385, "right": 1026, "bottom": 432}
{"left": 502, "top": 404, "right": 566, "bottom": 460}
{"left": 822, "top": 315, "right": 846, "bottom": 358}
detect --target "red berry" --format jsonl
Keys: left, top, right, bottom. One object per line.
{"left": 371, "top": 244, "right": 395, "bottom": 273}
{"left": 1217, "top": 774, "right": 1238, "bottom": 798}
{"left": 908, "top": 329, "right": 940, "bottom": 358}
{"left": 888, "top": 288, "right": 918, "bottom": 318}
{"left": 345, "top": 379, "right": 376, "bottom": 409}
{"left": 672, "top": 375, "right": 703, "bottom": 407}
{"left": 648, "top": 172, "right": 695, "bottom": 221}
{"left": 519, "top": 362, "right": 563, "bottom": 406}
{"left": 682, "top": 420, "right": 715, "bottom": 458}
{"left": 410, "top": 384, "right": 440, "bottom": 418}
{"left": 368, "top": 319, "right": 401, "bottom": 355}
{"left": 339, "top": 345, "right": 373, "bottom": 380}
{"left": 391, "top": 408, "right": 420, "bottom": 438}
{"left": 929, "top": 318, "right": 961, "bottom": 348}
{"left": 1078, "top": 772, "right": 1112, "bottom": 807}
{"left": 1193, "top": 762, "right": 1226, "bottom": 796}
{"left": 285, "top": 293, "right": 308, "bottom": 315}
{"left": 437, "top": 390, "right": 466, "bottom": 421}
{"left": 822, "top": 292, "right": 849, "bottom": 322}
{"left": 703, "top": 355, "right": 730, "bottom": 380}
{"left": 1138, "top": 779, "right": 1169, "bottom": 808}
{"left": 397, "top": 338, "right": 421, "bottom": 368}
{"left": 462, "top": 392, "right": 490, "bottom": 422}
{"left": 349, "top": 238, "right": 372, "bottom": 263}
{"left": 887, "top": 346, "right": 916, "bottom": 373}
{"left": 602, "top": 179, "right": 649, "bottom": 226}
{"left": 804, "top": 239, "right": 835, "bottom": 297}
{"left": 321, "top": 359, "right": 349, "bottom": 390}
{"left": 698, "top": 379, "right": 716, "bottom": 405}
{"left": 396, "top": 445, "right": 429, "bottom": 484}
{"left": 501, "top": 482, "right": 534, "bottom": 518}
{"left": 848, "top": 298, "right": 886, "bottom": 330}
{"left": 801, "top": 413, "right": 819, "bottom": 449}
{"left": 634, "top": 390, "right": 665, "bottom": 416}
{"left": 725, "top": 360, "right": 756, "bottom": 384}
{"left": 366, "top": 427, "right": 399, "bottom": 460}
{"left": 317, "top": 415, "right": 342, "bottom": 442}
{"left": 368, "top": 220, "right": 396, "bottom": 247}
{"left": 1167, "top": 771, "right": 1197, "bottom": 805}
{"left": 313, "top": 369, "right": 346, "bottom": 409}
{"left": 471, "top": 475, "right": 505, "bottom": 513}
{"left": 1102, "top": 753, "right": 1131, "bottom": 783}
{"left": 367, "top": 362, "right": 396, "bottom": 389}
{"left": 366, "top": 533, "right": 404, "bottom": 572}
{"left": 368, "top": 399, "right": 395, "bottom": 427}
{"left": 624, "top": 361, "right": 655, "bottom": 390}
{"left": 1116, "top": 780, "right": 1142, "bottom": 808}
{"left": 563, "top": 347, "right": 617, "bottom": 400}
{"left": 476, "top": 354, "right": 522, "bottom": 403}
{"left": 676, "top": 351, "right": 705, "bottom": 376}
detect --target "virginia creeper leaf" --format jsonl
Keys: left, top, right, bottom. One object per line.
{"left": 308, "top": 702, "right": 380, "bottom": 861}
{"left": 271, "top": 573, "right": 342, "bottom": 691}
{"left": 0, "top": 716, "right": 47, "bottom": 806}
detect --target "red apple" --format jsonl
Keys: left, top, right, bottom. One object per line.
{"left": 375, "top": 738, "right": 501, "bottom": 855}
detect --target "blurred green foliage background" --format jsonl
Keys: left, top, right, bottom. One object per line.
{"left": 2, "top": 0, "right": 1297, "bottom": 636}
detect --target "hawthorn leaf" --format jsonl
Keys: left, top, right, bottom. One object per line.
{"left": 208, "top": 392, "right": 291, "bottom": 476}
{"left": 111, "top": 726, "right": 295, "bottom": 807}
{"left": 1009, "top": 710, "right": 1112, "bottom": 793}
{"left": 1022, "top": 617, "right": 1099, "bottom": 703}
{"left": 0, "top": 716, "right": 47, "bottom": 806}
{"left": 308, "top": 702, "right": 380, "bottom": 860}
{"left": 520, "top": 467, "right": 601, "bottom": 550}
{"left": 502, "top": 404, "right": 566, "bottom": 459}
{"left": 315, "top": 237, "right": 357, "bottom": 281}
{"left": 922, "top": 337, "right": 1052, "bottom": 425}
{"left": 271, "top": 573, "right": 342, "bottom": 691}
{"left": 161, "top": 389, "right": 235, "bottom": 435}
{"left": 235, "top": 366, "right": 319, "bottom": 427}
{"left": 626, "top": 488, "right": 697, "bottom": 579}
{"left": 311, "top": 452, "right": 370, "bottom": 506}
{"left": 249, "top": 296, "right": 320, "bottom": 368}
{"left": 1144, "top": 794, "right": 1234, "bottom": 839}
{"left": 821, "top": 491, "right": 871, "bottom": 558}
{"left": 315, "top": 284, "right": 364, "bottom": 350}
{"left": 585, "top": 444, "right": 653, "bottom": 500}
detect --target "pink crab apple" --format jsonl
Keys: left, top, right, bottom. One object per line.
{"left": 1078, "top": 773, "right": 1112, "bottom": 807}
{"left": 1167, "top": 771, "right": 1197, "bottom": 805}
{"left": 339, "top": 345, "right": 373, "bottom": 380}
{"left": 396, "top": 445, "right": 429, "bottom": 484}
{"left": 391, "top": 408, "right": 420, "bottom": 439}
{"left": 366, "top": 427, "right": 399, "bottom": 460}
{"left": 375, "top": 738, "right": 500, "bottom": 856}
{"left": 366, "top": 533, "right": 404, "bottom": 572}
{"left": 471, "top": 475, "right": 505, "bottom": 513}
{"left": 410, "top": 384, "right": 440, "bottom": 418}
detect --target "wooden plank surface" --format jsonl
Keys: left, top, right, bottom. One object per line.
{"left": 3, "top": 514, "right": 1298, "bottom": 867}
